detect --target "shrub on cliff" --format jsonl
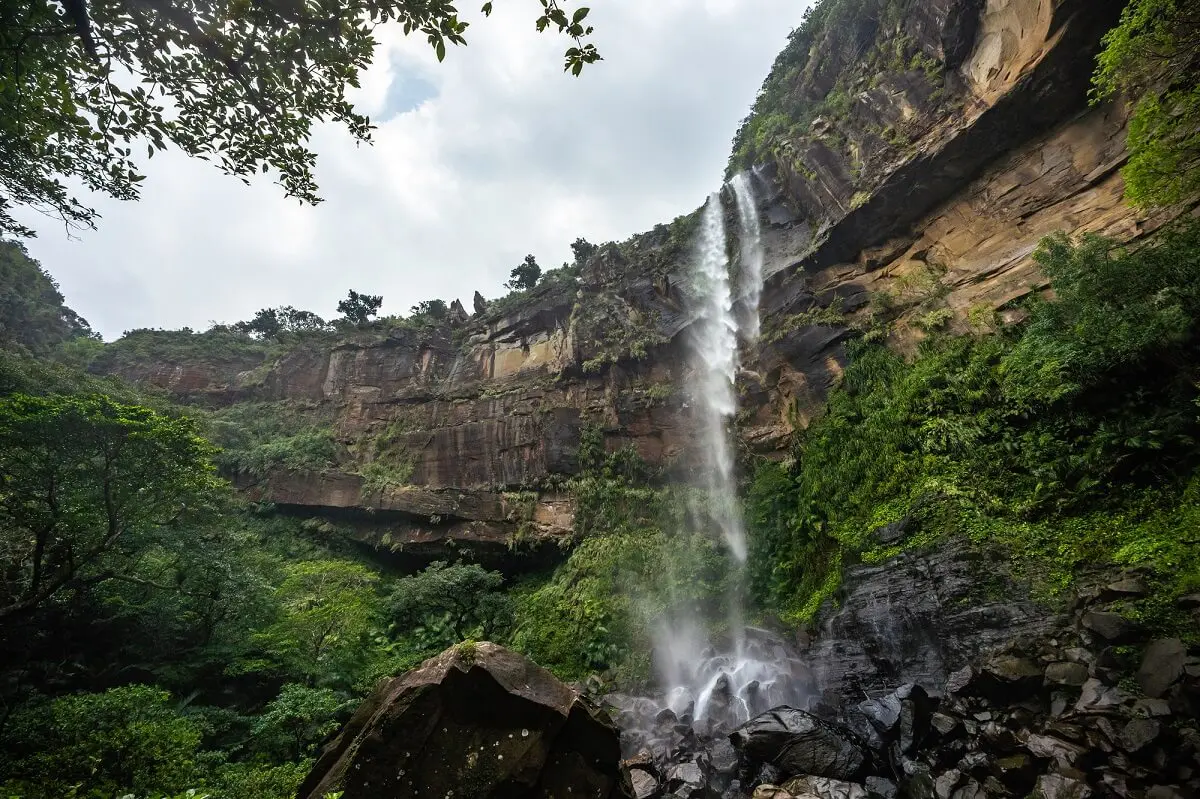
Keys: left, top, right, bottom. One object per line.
{"left": 748, "top": 223, "right": 1200, "bottom": 624}
{"left": 1093, "top": 0, "right": 1200, "bottom": 206}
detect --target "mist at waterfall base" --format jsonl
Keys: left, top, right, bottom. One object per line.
{"left": 609, "top": 175, "right": 812, "bottom": 761}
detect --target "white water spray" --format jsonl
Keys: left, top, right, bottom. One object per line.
{"left": 730, "top": 172, "right": 765, "bottom": 343}
{"left": 614, "top": 180, "right": 809, "bottom": 752}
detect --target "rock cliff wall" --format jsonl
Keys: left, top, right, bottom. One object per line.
{"left": 94, "top": 0, "right": 1182, "bottom": 564}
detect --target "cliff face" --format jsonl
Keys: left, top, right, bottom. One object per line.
{"left": 95, "top": 0, "right": 1173, "bottom": 563}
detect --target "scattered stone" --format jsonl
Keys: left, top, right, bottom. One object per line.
{"left": 1120, "top": 718, "right": 1162, "bottom": 752}
{"left": 1137, "top": 639, "right": 1187, "bottom": 698}
{"left": 949, "top": 779, "right": 987, "bottom": 799}
{"left": 1177, "top": 594, "right": 1200, "bottom": 610}
{"left": 1081, "top": 611, "right": 1141, "bottom": 643}
{"left": 630, "top": 768, "right": 659, "bottom": 799}
{"left": 945, "top": 666, "right": 975, "bottom": 695}
{"left": 1051, "top": 692, "right": 1072, "bottom": 717}
{"left": 865, "top": 777, "right": 899, "bottom": 799}
{"left": 1146, "top": 786, "right": 1187, "bottom": 799}
{"left": 930, "top": 712, "right": 960, "bottom": 737}
{"left": 782, "top": 776, "right": 867, "bottom": 799}
{"left": 730, "top": 707, "right": 869, "bottom": 781}
{"left": 990, "top": 754, "right": 1035, "bottom": 791}
{"left": 1045, "top": 661, "right": 1090, "bottom": 686}
{"left": 753, "top": 786, "right": 794, "bottom": 799}
{"left": 1133, "top": 697, "right": 1173, "bottom": 717}
{"left": 934, "top": 769, "right": 964, "bottom": 799}
{"left": 1075, "top": 678, "right": 1129, "bottom": 713}
{"left": 1036, "top": 773, "right": 1093, "bottom": 799}
{"left": 666, "top": 760, "right": 704, "bottom": 794}
{"left": 1063, "top": 647, "right": 1093, "bottom": 665}
{"left": 1024, "top": 734, "right": 1087, "bottom": 767}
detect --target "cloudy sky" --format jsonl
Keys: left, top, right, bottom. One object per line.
{"left": 18, "top": 0, "right": 806, "bottom": 340}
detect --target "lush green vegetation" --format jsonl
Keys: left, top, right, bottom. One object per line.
{"left": 0, "top": 242, "right": 97, "bottom": 353}
{"left": 726, "top": 0, "right": 923, "bottom": 175}
{"left": 1092, "top": 0, "right": 1200, "bottom": 207}
{"left": 747, "top": 223, "right": 1200, "bottom": 635}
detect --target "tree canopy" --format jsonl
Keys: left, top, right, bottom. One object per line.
{"left": 506, "top": 253, "right": 542, "bottom": 291}
{"left": 0, "top": 0, "right": 600, "bottom": 236}
{"left": 336, "top": 289, "right": 383, "bottom": 325}
{"left": 0, "top": 393, "right": 221, "bottom": 623}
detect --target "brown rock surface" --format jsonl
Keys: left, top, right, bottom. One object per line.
{"left": 297, "top": 642, "right": 633, "bottom": 799}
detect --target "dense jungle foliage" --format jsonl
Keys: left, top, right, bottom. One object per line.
{"left": 745, "top": 222, "right": 1200, "bottom": 635}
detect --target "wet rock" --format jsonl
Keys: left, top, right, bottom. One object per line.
{"left": 1138, "top": 639, "right": 1187, "bottom": 699}
{"left": 1045, "top": 661, "right": 1090, "bottom": 687}
{"left": 1146, "top": 787, "right": 1187, "bottom": 799}
{"left": 930, "top": 712, "right": 960, "bottom": 738}
{"left": 665, "top": 761, "right": 705, "bottom": 797}
{"left": 630, "top": 768, "right": 659, "bottom": 799}
{"left": 1081, "top": 610, "right": 1141, "bottom": 643}
{"left": 902, "top": 771, "right": 937, "bottom": 799}
{"left": 709, "top": 737, "right": 739, "bottom": 775}
{"left": 865, "top": 777, "right": 898, "bottom": 799}
{"left": 730, "top": 707, "right": 869, "bottom": 781}
{"left": 979, "top": 656, "right": 1042, "bottom": 700}
{"left": 1024, "top": 734, "right": 1087, "bottom": 767}
{"left": 1036, "top": 773, "right": 1093, "bottom": 799}
{"left": 945, "top": 666, "right": 975, "bottom": 695}
{"left": 1120, "top": 718, "right": 1162, "bottom": 752}
{"left": 857, "top": 693, "right": 903, "bottom": 735}
{"left": 897, "top": 684, "right": 934, "bottom": 754}
{"left": 1063, "top": 647, "right": 1093, "bottom": 665}
{"left": 1075, "top": 678, "right": 1129, "bottom": 713}
{"left": 782, "top": 776, "right": 868, "bottom": 799}
{"left": 296, "top": 642, "right": 633, "bottom": 799}
{"left": 1178, "top": 594, "right": 1200, "bottom": 610}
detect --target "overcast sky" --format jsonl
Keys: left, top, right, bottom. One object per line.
{"left": 17, "top": 0, "right": 805, "bottom": 340}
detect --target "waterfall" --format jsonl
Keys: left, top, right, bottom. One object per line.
{"left": 614, "top": 177, "right": 808, "bottom": 755}
{"left": 730, "top": 172, "right": 765, "bottom": 343}
{"left": 692, "top": 190, "right": 746, "bottom": 563}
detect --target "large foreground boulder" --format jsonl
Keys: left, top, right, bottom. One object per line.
{"left": 297, "top": 642, "right": 634, "bottom": 799}
{"left": 730, "top": 707, "right": 871, "bottom": 781}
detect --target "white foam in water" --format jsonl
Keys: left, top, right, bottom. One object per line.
{"left": 617, "top": 181, "right": 809, "bottom": 755}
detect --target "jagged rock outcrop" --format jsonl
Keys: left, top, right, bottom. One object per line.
{"left": 91, "top": 0, "right": 1179, "bottom": 561}
{"left": 297, "top": 641, "right": 634, "bottom": 799}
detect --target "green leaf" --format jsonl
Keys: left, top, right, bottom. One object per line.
{"left": 436, "top": 40, "right": 447, "bottom": 61}
{"left": 481, "top": 1, "right": 492, "bottom": 14}
{"left": 572, "top": 7, "right": 589, "bottom": 24}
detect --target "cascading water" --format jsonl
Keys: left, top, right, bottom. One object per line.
{"left": 612, "top": 177, "right": 810, "bottom": 764}
{"left": 730, "top": 172, "right": 765, "bottom": 343}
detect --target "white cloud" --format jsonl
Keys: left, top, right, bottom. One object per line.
{"left": 17, "top": 1, "right": 805, "bottom": 339}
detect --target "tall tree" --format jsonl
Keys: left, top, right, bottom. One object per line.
{"left": 336, "top": 290, "right": 383, "bottom": 326}
{"left": 0, "top": 0, "right": 600, "bottom": 236}
{"left": 570, "top": 237, "right": 597, "bottom": 264}
{"left": 0, "top": 394, "right": 222, "bottom": 623}
{"left": 506, "top": 254, "right": 542, "bottom": 291}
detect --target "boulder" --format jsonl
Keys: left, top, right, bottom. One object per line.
{"left": 753, "top": 787, "right": 797, "bottom": 799}
{"left": 1137, "top": 639, "right": 1187, "bottom": 698}
{"left": 1044, "top": 661, "right": 1090, "bottom": 687}
{"left": 1075, "top": 678, "right": 1129, "bottom": 713}
{"left": 865, "top": 777, "right": 899, "bottom": 799}
{"left": 630, "top": 768, "right": 659, "bottom": 799}
{"left": 1119, "top": 718, "right": 1162, "bottom": 752}
{"left": 896, "top": 684, "right": 934, "bottom": 754}
{"left": 1081, "top": 611, "right": 1141, "bottom": 643}
{"left": 1023, "top": 734, "right": 1087, "bottom": 768}
{"left": 730, "top": 707, "right": 870, "bottom": 781}
{"left": 297, "top": 642, "right": 633, "bottom": 799}
{"left": 1035, "top": 774, "right": 1092, "bottom": 799}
